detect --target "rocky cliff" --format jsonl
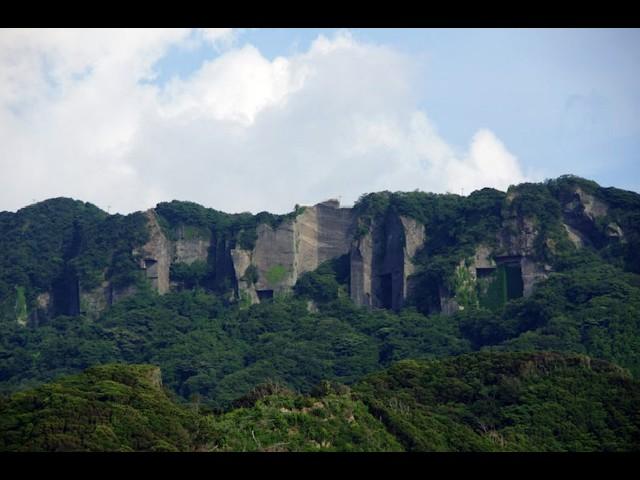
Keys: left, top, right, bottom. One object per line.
{"left": 84, "top": 184, "right": 626, "bottom": 316}
{"left": 349, "top": 213, "right": 425, "bottom": 311}
{"left": 231, "top": 200, "right": 355, "bottom": 303}
{"left": 9, "top": 176, "right": 633, "bottom": 324}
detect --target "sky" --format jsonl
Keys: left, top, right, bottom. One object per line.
{"left": 1, "top": 28, "right": 638, "bottom": 215}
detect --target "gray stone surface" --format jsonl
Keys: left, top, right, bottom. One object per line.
{"left": 80, "top": 281, "right": 110, "bottom": 318}
{"left": 138, "top": 210, "right": 172, "bottom": 294}
{"left": 349, "top": 231, "right": 374, "bottom": 307}
{"left": 231, "top": 248, "right": 259, "bottom": 304}
{"left": 235, "top": 201, "right": 355, "bottom": 301}
{"left": 349, "top": 213, "right": 425, "bottom": 311}
{"left": 174, "top": 238, "right": 210, "bottom": 265}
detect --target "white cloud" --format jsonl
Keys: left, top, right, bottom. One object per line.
{"left": 0, "top": 29, "right": 527, "bottom": 215}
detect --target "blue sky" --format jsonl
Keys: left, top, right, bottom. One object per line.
{"left": 1, "top": 28, "right": 638, "bottom": 214}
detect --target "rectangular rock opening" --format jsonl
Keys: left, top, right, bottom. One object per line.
{"left": 52, "top": 271, "right": 80, "bottom": 317}
{"left": 257, "top": 289, "right": 274, "bottom": 301}
{"left": 504, "top": 264, "right": 524, "bottom": 300}
{"left": 145, "top": 258, "right": 158, "bottom": 278}
{"left": 476, "top": 267, "right": 496, "bottom": 279}
{"left": 378, "top": 273, "right": 393, "bottom": 310}
{"left": 494, "top": 256, "right": 524, "bottom": 301}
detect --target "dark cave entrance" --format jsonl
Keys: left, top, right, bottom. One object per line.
{"left": 257, "top": 289, "right": 274, "bottom": 302}
{"left": 476, "top": 267, "right": 496, "bottom": 279}
{"left": 504, "top": 264, "right": 524, "bottom": 299}
{"left": 144, "top": 258, "right": 158, "bottom": 279}
{"left": 495, "top": 257, "right": 524, "bottom": 300}
{"left": 52, "top": 269, "right": 80, "bottom": 317}
{"left": 378, "top": 273, "right": 393, "bottom": 310}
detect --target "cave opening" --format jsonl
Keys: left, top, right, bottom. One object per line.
{"left": 476, "top": 267, "right": 496, "bottom": 279}
{"left": 504, "top": 264, "right": 524, "bottom": 299}
{"left": 257, "top": 289, "right": 274, "bottom": 302}
{"left": 52, "top": 269, "right": 80, "bottom": 317}
{"left": 378, "top": 273, "right": 393, "bottom": 310}
{"left": 144, "top": 258, "right": 158, "bottom": 278}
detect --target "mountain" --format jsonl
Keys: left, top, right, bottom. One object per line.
{"left": 1, "top": 175, "right": 639, "bottom": 451}
{"left": 0, "top": 364, "right": 208, "bottom": 452}
{"left": 2, "top": 353, "right": 638, "bottom": 452}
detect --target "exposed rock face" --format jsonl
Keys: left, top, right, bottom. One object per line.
{"left": 80, "top": 282, "right": 110, "bottom": 318}
{"left": 131, "top": 212, "right": 213, "bottom": 297}
{"left": 521, "top": 257, "right": 550, "bottom": 297}
{"left": 350, "top": 231, "right": 374, "bottom": 307}
{"left": 138, "top": 210, "right": 172, "bottom": 295}
{"left": 230, "top": 248, "right": 259, "bottom": 304}
{"left": 175, "top": 239, "right": 209, "bottom": 264}
{"left": 252, "top": 222, "right": 297, "bottom": 293}
{"left": 563, "top": 223, "right": 586, "bottom": 248}
{"left": 28, "top": 292, "right": 52, "bottom": 326}
{"left": 174, "top": 237, "right": 210, "bottom": 265}
{"left": 606, "top": 222, "right": 624, "bottom": 239}
{"left": 498, "top": 215, "right": 538, "bottom": 257}
{"left": 559, "top": 186, "right": 620, "bottom": 249}
{"left": 234, "top": 201, "right": 354, "bottom": 301}
{"left": 472, "top": 245, "right": 496, "bottom": 271}
{"left": 575, "top": 187, "right": 608, "bottom": 221}
{"left": 349, "top": 212, "right": 425, "bottom": 311}
{"left": 401, "top": 216, "right": 426, "bottom": 301}
{"left": 110, "top": 284, "right": 138, "bottom": 304}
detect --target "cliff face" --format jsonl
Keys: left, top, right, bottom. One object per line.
{"left": 8, "top": 177, "right": 635, "bottom": 327}
{"left": 138, "top": 210, "right": 172, "bottom": 295}
{"left": 232, "top": 200, "right": 355, "bottom": 303}
{"left": 74, "top": 210, "right": 212, "bottom": 317}
{"left": 349, "top": 213, "right": 425, "bottom": 311}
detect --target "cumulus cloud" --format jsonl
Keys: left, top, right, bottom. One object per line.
{"left": 0, "top": 29, "right": 527, "bottom": 215}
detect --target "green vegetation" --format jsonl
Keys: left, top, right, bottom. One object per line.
{"left": 0, "top": 364, "right": 210, "bottom": 451}
{"left": 242, "top": 265, "right": 259, "bottom": 285}
{"left": 14, "top": 287, "right": 27, "bottom": 326}
{"left": 353, "top": 188, "right": 506, "bottom": 313}
{"left": 0, "top": 198, "right": 148, "bottom": 319}
{"left": 1, "top": 176, "right": 640, "bottom": 451}
{"left": 155, "top": 200, "right": 305, "bottom": 250}
{"left": 2, "top": 353, "right": 638, "bottom": 451}
{"left": 265, "top": 265, "right": 288, "bottom": 285}
{"left": 453, "top": 263, "right": 478, "bottom": 310}
{"left": 169, "top": 261, "right": 211, "bottom": 290}
{"left": 354, "top": 352, "right": 640, "bottom": 451}
{"left": 209, "top": 382, "right": 403, "bottom": 452}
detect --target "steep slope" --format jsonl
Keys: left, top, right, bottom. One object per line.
{"left": 0, "top": 364, "right": 210, "bottom": 452}
{"left": 2, "top": 353, "right": 639, "bottom": 452}
{"left": 353, "top": 352, "right": 640, "bottom": 451}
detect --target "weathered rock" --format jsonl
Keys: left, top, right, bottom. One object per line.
{"left": 498, "top": 216, "right": 538, "bottom": 257}
{"left": 80, "top": 281, "right": 111, "bottom": 317}
{"left": 472, "top": 244, "right": 496, "bottom": 271}
{"left": 174, "top": 237, "right": 210, "bottom": 265}
{"left": 234, "top": 200, "right": 354, "bottom": 301}
{"left": 230, "top": 248, "right": 259, "bottom": 305}
{"left": 559, "top": 187, "right": 614, "bottom": 248}
{"left": 28, "top": 292, "right": 52, "bottom": 326}
{"left": 401, "top": 216, "right": 427, "bottom": 302}
{"left": 349, "top": 212, "right": 425, "bottom": 311}
{"left": 350, "top": 231, "right": 374, "bottom": 307}
{"left": 137, "top": 210, "right": 171, "bottom": 294}
{"left": 575, "top": 187, "right": 608, "bottom": 221}
{"left": 563, "top": 223, "right": 586, "bottom": 248}
{"left": 521, "top": 257, "right": 550, "bottom": 297}
{"left": 606, "top": 222, "right": 624, "bottom": 239}
{"left": 110, "top": 284, "right": 137, "bottom": 304}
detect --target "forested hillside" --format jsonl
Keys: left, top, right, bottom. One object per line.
{"left": 2, "top": 353, "right": 638, "bottom": 452}
{"left": 1, "top": 175, "right": 639, "bottom": 451}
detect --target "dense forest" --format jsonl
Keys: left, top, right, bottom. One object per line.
{"left": 1, "top": 175, "right": 639, "bottom": 451}
{"left": 2, "top": 352, "right": 638, "bottom": 452}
